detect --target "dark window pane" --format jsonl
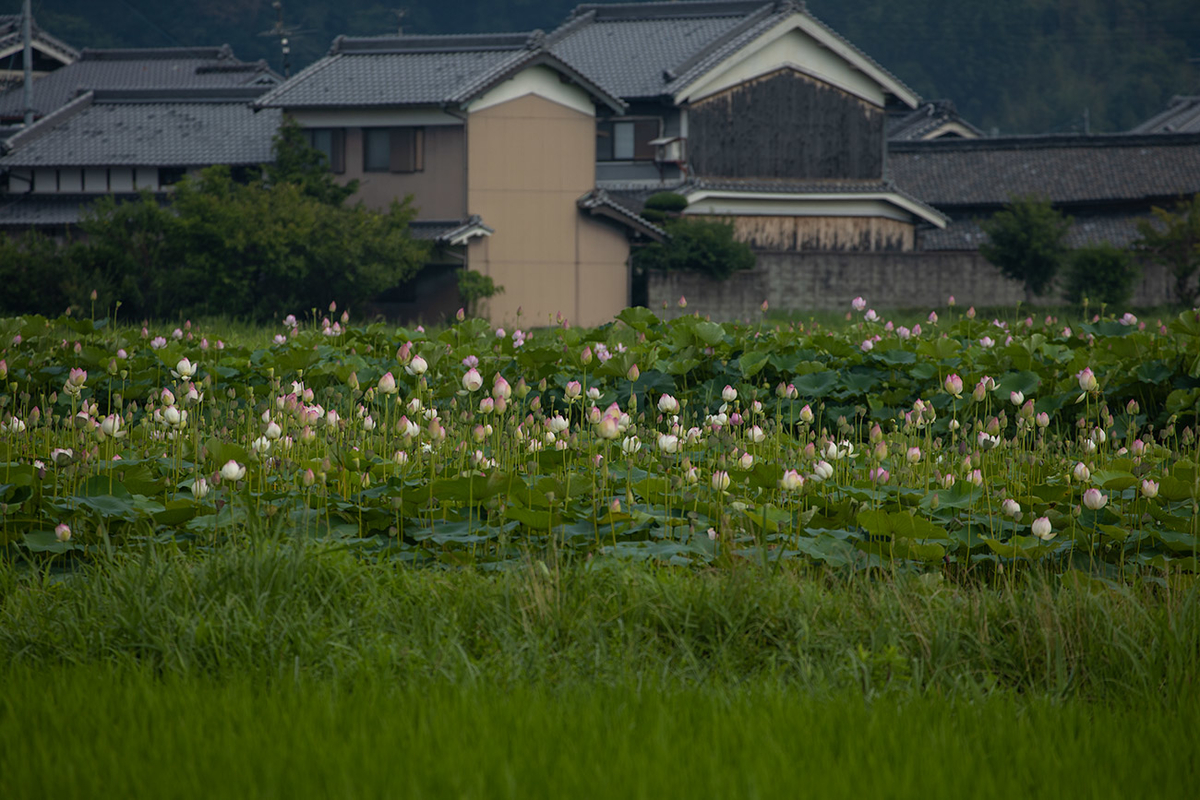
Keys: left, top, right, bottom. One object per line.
{"left": 596, "top": 121, "right": 614, "bottom": 161}
{"left": 364, "top": 128, "right": 391, "bottom": 172}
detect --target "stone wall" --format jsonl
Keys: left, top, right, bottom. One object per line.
{"left": 646, "top": 251, "right": 1177, "bottom": 321}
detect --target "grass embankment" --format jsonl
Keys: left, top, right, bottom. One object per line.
{"left": 2, "top": 538, "right": 1197, "bottom": 798}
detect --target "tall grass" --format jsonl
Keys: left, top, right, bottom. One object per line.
{"left": 2, "top": 537, "right": 1196, "bottom": 701}
{"left": 2, "top": 664, "right": 1196, "bottom": 800}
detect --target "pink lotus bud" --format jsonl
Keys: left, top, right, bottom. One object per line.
{"left": 462, "top": 368, "right": 483, "bottom": 392}
{"left": 1082, "top": 488, "right": 1107, "bottom": 510}
{"left": 678, "top": 296, "right": 687, "bottom": 308}
{"left": 626, "top": 364, "right": 640, "bottom": 382}
{"left": 869, "top": 467, "right": 889, "bottom": 484}
{"left": 1140, "top": 479, "right": 1159, "bottom": 499}
{"left": 565, "top": 381, "right": 582, "bottom": 399}
{"left": 944, "top": 374, "right": 963, "bottom": 397}
{"left": 851, "top": 297, "right": 866, "bottom": 312}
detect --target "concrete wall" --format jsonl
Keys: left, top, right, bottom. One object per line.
{"left": 466, "top": 92, "right": 631, "bottom": 327}
{"left": 647, "top": 251, "right": 1178, "bottom": 321}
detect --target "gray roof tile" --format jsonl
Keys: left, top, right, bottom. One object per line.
{"left": 254, "top": 32, "right": 625, "bottom": 112}
{"left": 0, "top": 192, "right": 152, "bottom": 229}
{"left": 1131, "top": 95, "right": 1200, "bottom": 134}
{"left": 0, "top": 14, "right": 79, "bottom": 62}
{"left": 548, "top": 3, "right": 774, "bottom": 99}
{"left": 547, "top": 2, "right": 918, "bottom": 103}
{"left": 0, "top": 46, "right": 279, "bottom": 121}
{"left": 0, "top": 92, "right": 281, "bottom": 167}
{"left": 888, "top": 100, "right": 983, "bottom": 141}
{"left": 254, "top": 34, "right": 530, "bottom": 108}
{"left": 890, "top": 134, "right": 1200, "bottom": 207}
{"left": 919, "top": 214, "right": 1153, "bottom": 251}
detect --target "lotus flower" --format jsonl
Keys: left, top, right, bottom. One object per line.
{"left": 220, "top": 460, "right": 246, "bottom": 482}
{"left": 1032, "top": 517, "right": 1055, "bottom": 540}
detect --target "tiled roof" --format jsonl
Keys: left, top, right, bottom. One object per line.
{"left": 547, "top": 1, "right": 918, "bottom": 103}
{"left": 409, "top": 215, "right": 494, "bottom": 245}
{"left": 0, "top": 192, "right": 155, "bottom": 229}
{"left": 1130, "top": 95, "right": 1200, "bottom": 134}
{"left": 888, "top": 100, "right": 983, "bottom": 141}
{"left": 0, "top": 89, "right": 281, "bottom": 167}
{"left": 0, "top": 14, "right": 79, "bottom": 62}
{"left": 680, "top": 176, "right": 947, "bottom": 225}
{"left": 889, "top": 134, "right": 1200, "bottom": 207}
{"left": 578, "top": 188, "right": 668, "bottom": 240}
{"left": 0, "top": 45, "right": 279, "bottom": 121}
{"left": 254, "top": 32, "right": 624, "bottom": 112}
{"left": 918, "top": 213, "right": 1154, "bottom": 251}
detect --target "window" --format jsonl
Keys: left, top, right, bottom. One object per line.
{"left": 302, "top": 128, "right": 345, "bottom": 173}
{"left": 363, "top": 127, "right": 424, "bottom": 173}
{"left": 596, "top": 119, "right": 660, "bottom": 161}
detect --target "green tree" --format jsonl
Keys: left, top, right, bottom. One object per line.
{"left": 1063, "top": 243, "right": 1140, "bottom": 308}
{"left": 1133, "top": 195, "right": 1200, "bottom": 307}
{"left": 265, "top": 117, "right": 359, "bottom": 207}
{"left": 457, "top": 269, "right": 503, "bottom": 318}
{"left": 633, "top": 217, "right": 756, "bottom": 282}
{"left": 979, "top": 196, "right": 1072, "bottom": 302}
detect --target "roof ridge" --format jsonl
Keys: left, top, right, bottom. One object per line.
{"left": 664, "top": 3, "right": 779, "bottom": 82}
{"left": 2, "top": 89, "right": 93, "bottom": 154}
{"left": 91, "top": 87, "right": 269, "bottom": 103}
{"left": 79, "top": 45, "right": 236, "bottom": 62}
{"left": 331, "top": 32, "right": 533, "bottom": 55}
{"left": 890, "top": 132, "right": 1200, "bottom": 152}
{"left": 252, "top": 52, "right": 345, "bottom": 109}
{"left": 570, "top": 2, "right": 776, "bottom": 22}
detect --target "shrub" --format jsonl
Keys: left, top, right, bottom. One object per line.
{"left": 1133, "top": 194, "right": 1200, "bottom": 307}
{"left": 457, "top": 269, "right": 503, "bottom": 318}
{"left": 1064, "top": 244, "right": 1140, "bottom": 307}
{"left": 980, "top": 196, "right": 1072, "bottom": 302}
{"left": 641, "top": 192, "right": 689, "bottom": 223}
{"left": 633, "top": 217, "right": 756, "bottom": 281}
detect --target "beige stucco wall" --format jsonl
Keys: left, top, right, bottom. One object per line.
{"left": 466, "top": 92, "right": 630, "bottom": 327}
{"left": 342, "top": 125, "right": 466, "bottom": 219}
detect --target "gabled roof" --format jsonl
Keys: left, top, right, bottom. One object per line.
{"left": 578, "top": 188, "right": 668, "bottom": 240}
{"left": 253, "top": 31, "right": 625, "bottom": 113}
{"left": 410, "top": 215, "right": 495, "bottom": 246}
{"left": 0, "top": 14, "right": 79, "bottom": 68}
{"left": 0, "top": 45, "right": 279, "bottom": 121}
{"left": 0, "top": 88, "right": 281, "bottom": 167}
{"left": 888, "top": 100, "right": 983, "bottom": 141}
{"left": 1131, "top": 95, "right": 1200, "bottom": 134}
{"left": 676, "top": 176, "right": 948, "bottom": 227}
{"left": 889, "top": 133, "right": 1200, "bottom": 207}
{"left": 547, "top": 1, "right": 918, "bottom": 106}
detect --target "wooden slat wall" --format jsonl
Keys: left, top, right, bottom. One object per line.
{"left": 706, "top": 215, "right": 914, "bottom": 252}
{"left": 689, "top": 69, "right": 885, "bottom": 180}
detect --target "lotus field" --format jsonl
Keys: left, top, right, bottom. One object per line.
{"left": 2, "top": 300, "right": 1199, "bottom": 576}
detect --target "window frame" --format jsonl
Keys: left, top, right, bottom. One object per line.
{"left": 596, "top": 117, "right": 662, "bottom": 162}
{"left": 363, "top": 127, "right": 425, "bottom": 174}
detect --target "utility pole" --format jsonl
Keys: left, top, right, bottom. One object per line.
{"left": 22, "top": 0, "right": 33, "bottom": 126}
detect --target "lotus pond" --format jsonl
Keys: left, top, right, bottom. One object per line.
{"left": 2, "top": 301, "right": 1199, "bottom": 576}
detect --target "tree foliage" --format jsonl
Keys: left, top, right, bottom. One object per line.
{"left": 1063, "top": 243, "right": 1140, "bottom": 308}
{"left": 0, "top": 129, "right": 428, "bottom": 321}
{"left": 1133, "top": 195, "right": 1200, "bottom": 307}
{"left": 633, "top": 216, "right": 756, "bottom": 282}
{"left": 979, "top": 196, "right": 1073, "bottom": 301}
